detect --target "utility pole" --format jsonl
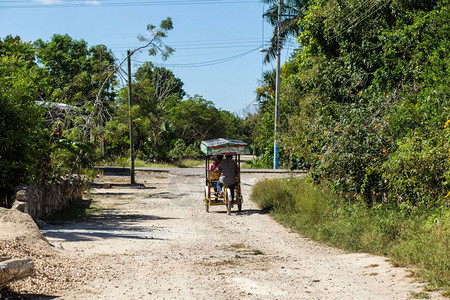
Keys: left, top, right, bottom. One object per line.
{"left": 273, "top": 0, "right": 282, "bottom": 169}
{"left": 127, "top": 50, "right": 135, "bottom": 184}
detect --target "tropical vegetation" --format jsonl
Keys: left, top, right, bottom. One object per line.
{"left": 252, "top": 0, "right": 449, "bottom": 207}
{"left": 248, "top": 0, "right": 449, "bottom": 294}
{"left": 0, "top": 18, "right": 243, "bottom": 206}
{"left": 0, "top": 1, "right": 448, "bottom": 292}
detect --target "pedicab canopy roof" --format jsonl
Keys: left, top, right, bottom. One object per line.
{"left": 200, "top": 138, "right": 250, "bottom": 155}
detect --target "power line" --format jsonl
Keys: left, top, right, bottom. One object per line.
{"left": 118, "top": 39, "right": 293, "bottom": 61}
{"left": 107, "top": 38, "right": 283, "bottom": 56}
{"left": 111, "top": 43, "right": 264, "bottom": 51}
{"left": 2, "top": 0, "right": 254, "bottom": 2}
{"left": 326, "top": 0, "right": 390, "bottom": 41}
{"left": 338, "top": 0, "right": 373, "bottom": 23}
{"left": 108, "top": 37, "right": 263, "bottom": 47}
{"left": 0, "top": 0, "right": 257, "bottom": 9}
{"left": 134, "top": 46, "right": 261, "bottom": 68}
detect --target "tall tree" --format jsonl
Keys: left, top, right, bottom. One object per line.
{"left": 0, "top": 41, "right": 49, "bottom": 206}
{"left": 34, "top": 34, "right": 117, "bottom": 163}
{"left": 104, "top": 18, "right": 177, "bottom": 161}
{"left": 35, "top": 34, "right": 116, "bottom": 107}
{"left": 34, "top": 34, "right": 89, "bottom": 104}
{"left": 118, "top": 64, "right": 184, "bottom": 160}
{"left": 261, "top": 0, "right": 307, "bottom": 63}
{"left": 272, "top": 0, "right": 449, "bottom": 205}
{"left": 134, "top": 61, "right": 185, "bottom": 112}
{"left": 169, "top": 95, "right": 223, "bottom": 144}
{"left": 0, "top": 35, "right": 36, "bottom": 62}
{"left": 87, "top": 44, "right": 117, "bottom": 129}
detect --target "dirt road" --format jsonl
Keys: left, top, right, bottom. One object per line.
{"left": 35, "top": 168, "right": 431, "bottom": 299}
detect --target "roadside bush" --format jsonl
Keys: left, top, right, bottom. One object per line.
{"left": 273, "top": 0, "right": 449, "bottom": 207}
{"left": 168, "top": 139, "right": 186, "bottom": 160}
{"left": 243, "top": 156, "right": 272, "bottom": 169}
{"left": 382, "top": 128, "right": 449, "bottom": 206}
{"left": 389, "top": 207, "right": 450, "bottom": 288}
{"left": 251, "top": 177, "right": 450, "bottom": 293}
{"left": 251, "top": 178, "right": 294, "bottom": 211}
{"left": 0, "top": 56, "right": 49, "bottom": 206}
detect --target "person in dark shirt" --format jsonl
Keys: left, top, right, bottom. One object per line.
{"left": 216, "top": 155, "right": 238, "bottom": 202}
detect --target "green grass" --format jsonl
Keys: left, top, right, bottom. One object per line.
{"left": 241, "top": 157, "right": 272, "bottom": 169}
{"left": 250, "top": 177, "right": 450, "bottom": 296}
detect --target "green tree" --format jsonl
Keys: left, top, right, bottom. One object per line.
{"left": 0, "top": 50, "right": 48, "bottom": 206}
{"left": 0, "top": 35, "right": 36, "bottom": 62}
{"left": 168, "top": 95, "right": 219, "bottom": 144}
{"left": 253, "top": 0, "right": 449, "bottom": 206}
{"left": 168, "top": 95, "right": 243, "bottom": 145}
{"left": 261, "top": 0, "right": 307, "bottom": 63}
{"left": 35, "top": 34, "right": 90, "bottom": 105}
{"left": 104, "top": 18, "right": 177, "bottom": 162}
{"left": 34, "top": 34, "right": 117, "bottom": 156}
{"left": 134, "top": 61, "right": 185, "bottom": 110}
{"left": 35, "top": 34, "right": 116, "bottom": 111}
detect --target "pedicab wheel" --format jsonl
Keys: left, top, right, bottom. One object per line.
{"left": 226, "top": 188, "right": 232, "bottom": 215}
{"left": 237, "top": 194, "right": 242, "bottom": 211}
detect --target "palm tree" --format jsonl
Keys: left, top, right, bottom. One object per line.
{"left": 256, "top": 69, "right": 276, "bottom": 108}
{"left": 261, "top": 0, "right": 307, "bottom": 63}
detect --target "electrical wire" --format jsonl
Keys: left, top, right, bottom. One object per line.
{"left": 108, "top": 37, "right": 264, "bottom": 47}
{"left": 338, "top": 0, "right": 373, "bottom": 24}
{"left": 133, "top": 45, "right": 261, "bottom": 68}
{"left": 0, "top": 0, "right": 258, "bottom": 9}
{"left": 326, "top": 0, "right": 390, "bottom": 41}
{"left": 107, "top": 38, "right": 275, "bottom": 56}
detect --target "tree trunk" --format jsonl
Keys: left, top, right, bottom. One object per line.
{"left": 0, "top": 258, "right": 34, "bottom": 289}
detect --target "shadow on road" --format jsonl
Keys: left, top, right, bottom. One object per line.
{"left": 89, "top": 192, "right": 140, "bottom": 197}
{"left": 0, "top": 289, "right": 58, "bottom": 300}
{"left": 41, "top": 213, "right": 174, "bottom": 242}
{"left": 236, "top": 209, "right": 269, "bottom": 215}
{"left": 209, "top": 209, "right": 269, "bottom": 216}
{"left": 91, "top": 183, "right": 150, "bottom": 189}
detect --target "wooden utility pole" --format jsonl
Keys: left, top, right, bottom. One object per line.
{"left": 127, "top": 50, "right": 135, "bottom": 184}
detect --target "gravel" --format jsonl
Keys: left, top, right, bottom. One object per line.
{"left": 1, "top": 169, "right": 444, "bottom": 299}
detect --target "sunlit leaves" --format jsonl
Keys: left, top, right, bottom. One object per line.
{"left": 138, "top": 17, "right": 174, "bottom": 61}
{"left": 263, "top": 0, "right": 449, "bottom": 206}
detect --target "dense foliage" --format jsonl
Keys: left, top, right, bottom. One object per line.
{"left": 105, "top": 63, "right": 244, "bottom": 162}
{"left": 0, "top": 37, "right": 49, "bottom": 205}
{"left": 251, "top": 0, "right": 449, "bottom": 207}
{"left": 0, "top": 19, "right": 244, "bottom": 206}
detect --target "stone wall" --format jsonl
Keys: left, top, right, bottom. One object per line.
{"left": 13, "top": 176, "right": 83, "bottom": 220}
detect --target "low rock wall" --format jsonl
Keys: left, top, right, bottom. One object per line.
{"left": 13, "top": 176, "right": 83, "bottom": 220}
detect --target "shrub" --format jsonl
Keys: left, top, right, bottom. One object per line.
{"left": 383, "top": 126, "right": 450, "bottom": 206}
{"left": 251, "top": 177, "right": 450, "bottom": 292}
{"left": 0, "top": 56, "right": 49, "bottom": 206}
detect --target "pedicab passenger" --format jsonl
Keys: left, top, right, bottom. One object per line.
{"left": 211, "top": 155, "right": 223, "bottom": 170}
{"left": 210, "top": 155, "right": 223, "bottom": 195}
{"left": 216, "top": 154, "right": 238, "bottom": 202}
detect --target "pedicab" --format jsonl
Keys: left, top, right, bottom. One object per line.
{"left": 201, "top": 138, "right": 250, "bottom": 215}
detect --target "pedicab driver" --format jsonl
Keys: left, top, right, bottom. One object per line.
{"left": 216, "top": 154, "right": 238, "bottom": 202}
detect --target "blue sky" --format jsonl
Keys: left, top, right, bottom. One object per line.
{"left": 1, "top": 0, "right": 295, "bottom": 114}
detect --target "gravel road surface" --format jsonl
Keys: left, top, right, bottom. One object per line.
{"left": 3, "top": 167, "right": 439, "bottom": 299}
